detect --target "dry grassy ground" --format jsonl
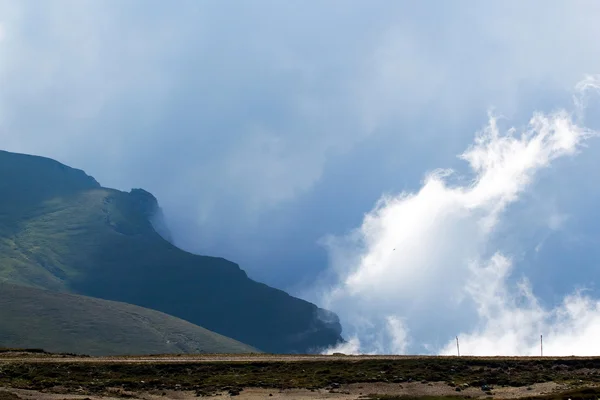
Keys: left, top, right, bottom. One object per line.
{"left": 2, "top": 351, "right": 600, "bottom": 400}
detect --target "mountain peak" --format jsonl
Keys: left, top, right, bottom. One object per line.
{"left": 0, "top": 149, "right": 344, "bottom": 354}
{"left": 129, "top": 188, "right": 159, "bottom": 218}
{"left": 0, "top": 149, "right": 100, "bottom": 191}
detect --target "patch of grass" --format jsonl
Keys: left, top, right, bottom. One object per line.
{"left": 2, "top": 356, "right": 600, "bottom": 396}
{"left": 363, "top": 389, "right": 600, "bottom": 400}
{"left": 363, "top": 397, "right": 467, "bottom": 400}
{"left": 491, "top": 387, "right": 600, "bottom": 400}
{"left": 0, "top": 283, "right": 258, "bottom": 356}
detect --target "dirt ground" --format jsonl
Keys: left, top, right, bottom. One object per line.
{"left": 0, "top": 353, "right": 591, "bottom": 363}
{"left": 3, "top": 353, "right": 600, "bottom": 400}
{"left": 0, "top": 381, "right": 572, "bottom": 400}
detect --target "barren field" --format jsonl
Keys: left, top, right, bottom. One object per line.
{"left": 2, "top": 350, "right": 600, "bottom": 400}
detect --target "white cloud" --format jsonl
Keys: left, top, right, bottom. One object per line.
{"left": 439, "top": 254, "right": 545, "bottom": 356}
{"left": 321, "top": 77, "right": 600, "bottom": 355}
{"left": 547, "top": 213, "right": 569, "bottom": 231}
{"left": 2, "top": 0, "right": 600, "bottom": 286}
{"left": 323, "top": 337, "right": 362, "bottom": 355}
{"left": 323, "top": 316, "right": 409, "bottom": 356}
{"left": 439, "top": 254, "right": 600, "bottom": 356}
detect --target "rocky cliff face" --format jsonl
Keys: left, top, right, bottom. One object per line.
{"left": 129, "top": 188, "right": 174, "bottom": 242}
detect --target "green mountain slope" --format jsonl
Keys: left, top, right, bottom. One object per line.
{"left": 0, "top": 282, "right": 258, "bottom": 356}
{"left": 0, "top": 150, "right": 343, "bottom": 353}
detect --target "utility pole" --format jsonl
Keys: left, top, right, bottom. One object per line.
{"left": 540, "top": 335, "right": 543, "bottom": 357}
{"left": 456, "top": 336, "right": 460, "bottom": 357}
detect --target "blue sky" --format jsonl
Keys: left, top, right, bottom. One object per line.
{"left": 2, "top": 0, "right": 600, "bottom": 355}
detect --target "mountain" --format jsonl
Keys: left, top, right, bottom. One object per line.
{"left": 0, "top": 150, "right": 343, "bottom": 353}
{"left": 0, "top": 282, "right": 258, "bottom": 356}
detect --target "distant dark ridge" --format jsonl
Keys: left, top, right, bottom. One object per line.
{"left": 0, "top": 282, "right": 258, "bottom": 356}
{"left": 0, "top": 348, "right": 46, "bottom": 353}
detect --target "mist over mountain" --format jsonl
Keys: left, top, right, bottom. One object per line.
{"left": 0, "top": 150, "right": 342, "bottom": 354}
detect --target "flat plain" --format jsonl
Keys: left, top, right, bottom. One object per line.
{"left": 1, "top": 350, "right": 600, "bottom": 400}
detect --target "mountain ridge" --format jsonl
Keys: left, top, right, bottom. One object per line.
{"left": 0, "top": 149, "right": 343, "bottom": 353}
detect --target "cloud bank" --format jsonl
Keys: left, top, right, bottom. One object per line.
{"left": 321, "top": 77, "right": 600, "bottom": 355}
{"left": 2, "top": 1, "right": 600, "bottom": 289}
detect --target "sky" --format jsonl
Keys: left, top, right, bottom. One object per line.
{"left": 2, "top": 0, "right": 600, "bottom": 355}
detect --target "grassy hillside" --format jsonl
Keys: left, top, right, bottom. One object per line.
{"left": 0, "top": 282, "right": 258, "bottom": 356}
{"left": 0, "top": 150, "right": 343, "bottom": 354}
